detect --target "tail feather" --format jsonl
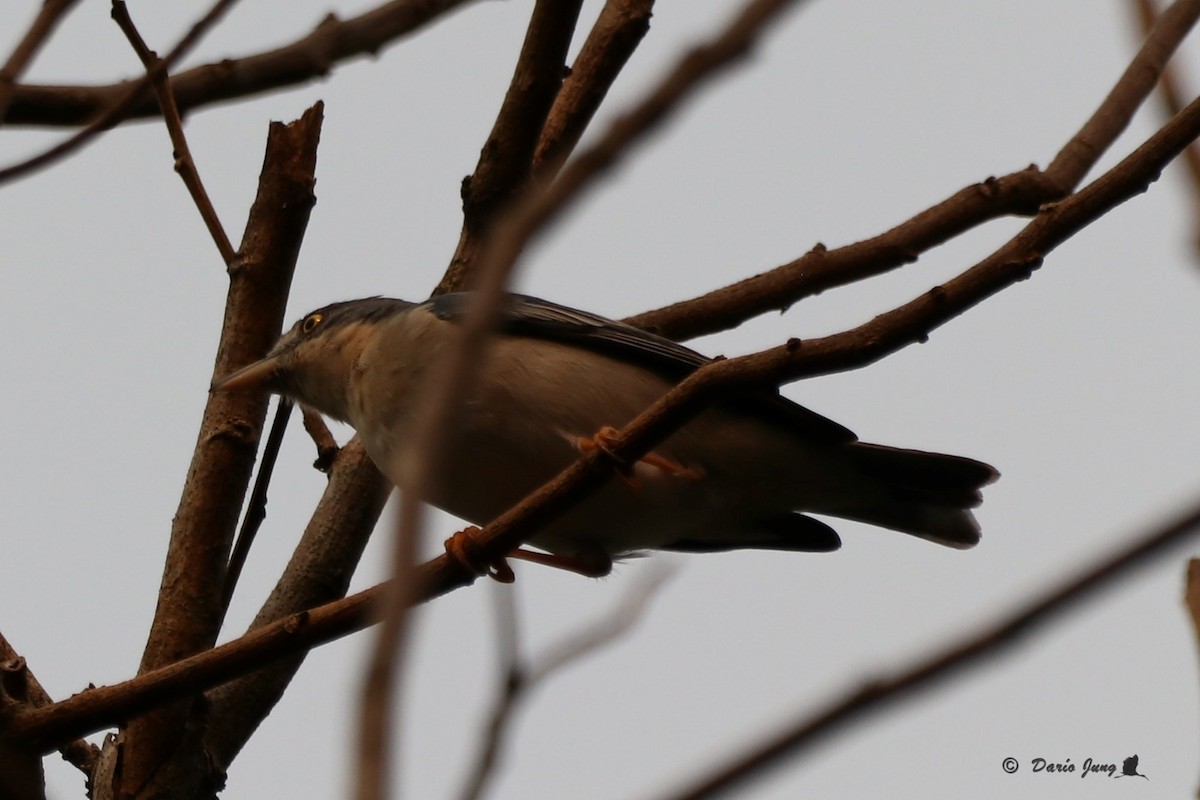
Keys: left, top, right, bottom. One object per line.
{"left": 663, "top": 513, "right": 843, "bottom": 554}
{"left": 844, "top": 442, "right": 999, "bottom": 548}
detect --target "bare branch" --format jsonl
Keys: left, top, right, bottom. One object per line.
{"left": 0, "top": 631, "right": 97, "bottom": 776}
{"left": 532, "top": 0, "right": 656, "bottom": 177}
{"left": 301, "top": 405, "right": 340, "bottom": 472}
{"left": 355, "top": 7, "right": 583, "bottom": 787}
{"left": 4, "top": 0, "right": 479, "bottom": 128}
{"left": 459, "top": 564, "right": 675, "bottom": 800}
{"left": 438, "top": 0, "right": 586, "bottom": 293}
{"left": 623, "top": 167, "right": 1054, "bottom": 340}
{"left": 655, "top": 498, "right": 1200, "bottom": 800}
{"left": 627, "top": 0, "right": 1200, "bottom": 341}
{"left": 203, "top": 440, "right": 390, "bottom": 768}
{"left": 0, "top": 0, "right": 243, "bottom": 187}
{"left": 0, "top": 0, "right": 82, "bottom": 124}
{"left": 11, "top": 576, "right": 388, "bottom": 755}
{"left": 473, "top": 0, "right": 813, "bottom": 308}
{"left": 0, "top": 654, "right": 45, "bottom": 800}
{"left": 1131, "top": 0, "right": 1200, "bottom": 255}
{"left": 1045, "top": 0, "right": 1200, "bottom": 188}
{"left": 111, "top": 0, "right": 237, "bottom": 265}
{"left": 222, "top": 398, "right": 295, "bottom": 616}
{"left": 113, "top": 101, "right": 320, "bottom": 798}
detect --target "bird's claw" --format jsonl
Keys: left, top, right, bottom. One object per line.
{"left": 444, "top": 527, "right": 613, "bottom": 581}
{"left": 577, "top": 426, "right": 705, "bottom": 487}
{"left": 444, "top": 526, "right": 515, "bottom": 583}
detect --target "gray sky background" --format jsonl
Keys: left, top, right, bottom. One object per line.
{"left": 3, "top": 1, "right": 1200, "bottom": 798}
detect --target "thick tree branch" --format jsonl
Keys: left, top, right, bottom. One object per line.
{"left": 0, "top": 631, "right": 96, "bottom": 776}
{"left": 112, "top": 102, "right": 320, "bottom": 799}
{"left": 0, "top": 654, "right": 44, "bottom": 800}
{"left": 3, "top": 0, "right": 477, "bottom": 128}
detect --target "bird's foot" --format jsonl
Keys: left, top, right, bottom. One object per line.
{"left": 444, "top": 527, "right": 614, "bottom": 581}
{"left": 577, "top": 426, "right": 704, "bottom": 488}
{"left": 444, "top": 526, "right": 515, "bottom": 583}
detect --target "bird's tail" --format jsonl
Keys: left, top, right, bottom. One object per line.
{"left": 840, "top": 442, "right": 999, "bottom": 548}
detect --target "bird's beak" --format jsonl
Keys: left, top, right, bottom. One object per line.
{"left": 210, "top": 355, "right": 282, "bottom": 394}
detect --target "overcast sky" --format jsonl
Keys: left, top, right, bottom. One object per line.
{"left": 4, "top": 1, "right": 1200, "bottom": 798}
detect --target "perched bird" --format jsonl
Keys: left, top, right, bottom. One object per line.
{"left": 212, "top": 293, "right": 997, "bottom": 580}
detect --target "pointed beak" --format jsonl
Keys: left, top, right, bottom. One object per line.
{"left": 210, "top": 355, "right": 282, "bottom": 394}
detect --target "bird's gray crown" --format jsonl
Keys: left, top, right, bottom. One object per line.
{"left": 296, "top": 296, "right": 417, "bottom": 334}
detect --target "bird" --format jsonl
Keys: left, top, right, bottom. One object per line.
{"left": 212, "top": 292, "right": 998, "bottom": 581}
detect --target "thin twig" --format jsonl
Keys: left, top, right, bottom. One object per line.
{"left": 1187, "top": 558, "right": 1200, "bottom": 797}
{"left": 0, "top": 0, "right": 82, "bottom": 124}
{"left": 1046, "top": 0, "right": 1200, "bottom": 188}
{"left": 5, "top": 0, "right": 478, "bottom": 128}
{"left": 111, "top": 0, "right": 237, "bottom": 266}
{"left": 300, "top": 405, "right": 340, "bottom": 472}
{"left": 222, "top": 398, "right": 295, "bottom": 616}
{"left": 1131, "top": 0, "right": 1200, "bottom": 255}
{"left": 0, "top": 0, "right": 244, "bottom": 187}
{"left": 474, "top": 0, "right": 813, "bottom": 309}
{"left": 623, "top": 168, "right": 1054, "bottom": 340}
{"left": 654, "top": 498, "right": 1200, "bottom": 799}
{"left": 459, "top": 564, "right": 675, "bottom": 800}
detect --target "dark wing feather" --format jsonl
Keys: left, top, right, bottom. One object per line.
{"left": 425, "top": 293, "right": 856, "bottom": 444}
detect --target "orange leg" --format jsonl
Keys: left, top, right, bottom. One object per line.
{"left": 507, "top": 547, "right": 613, "bottom": 578}
{"left": 444, "top": 527, "right": 614, "bottom": 582}
{"left": 577, "top": 425, "right": 706, "bottom": 485}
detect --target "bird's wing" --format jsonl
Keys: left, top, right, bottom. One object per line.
{"left": 425, "top": 293, "right": 856, "bottom": 444}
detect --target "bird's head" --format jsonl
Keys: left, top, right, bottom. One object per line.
{"left": 210, "top": 297, "right": 416, "bottom": 422}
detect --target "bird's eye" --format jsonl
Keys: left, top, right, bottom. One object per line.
{"left": 301, "top": 313, "right": 324, "bottom": 334}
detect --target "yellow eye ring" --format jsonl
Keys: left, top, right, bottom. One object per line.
{"left": 301, "top": 312, "right": 324, "bottom": 334}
